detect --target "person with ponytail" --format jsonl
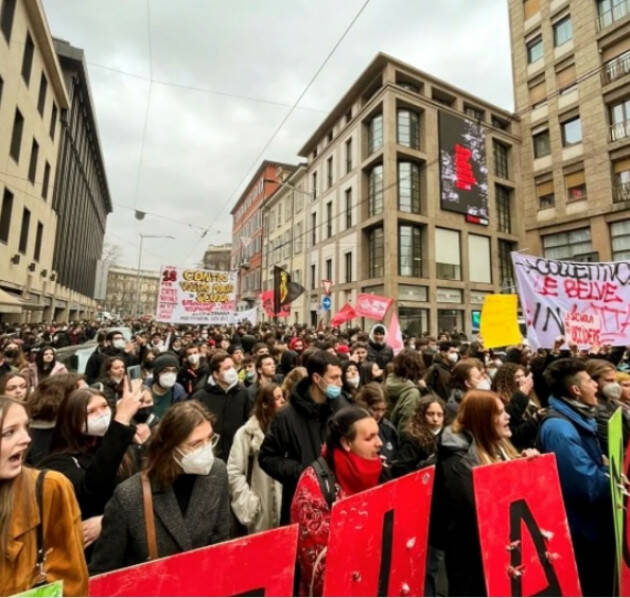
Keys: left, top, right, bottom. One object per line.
{"left": 0, "top": 396, "right": 87, "bottom": 596}
{"left": 291, "top": 405, "right": 385, "bottom": 596}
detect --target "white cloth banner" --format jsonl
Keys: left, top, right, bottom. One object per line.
{"left": 511, "top": 252, "right": 630, "bottom": 349}
{"left": 156, "top": 266, "right": 237, "bottom": 325}
{"left": 232, "top": 307, "right": 258, "bottom": 326}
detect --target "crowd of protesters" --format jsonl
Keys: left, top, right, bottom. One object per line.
{"left": 0, "top": 317, "right": 626, "bottom": 595}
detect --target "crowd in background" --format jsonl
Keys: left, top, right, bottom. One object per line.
{"left": 0, "top": 317, "right": 626, "bottom": 596}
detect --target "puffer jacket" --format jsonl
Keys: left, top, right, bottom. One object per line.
{"left": 385, "top": 374, "right": 422, "bottom": 434}
{"left": 258, "top": 377, "right": 349, "bottom": 523}
{"left": 227, "top": 415, "right": 282, "bottom": 533}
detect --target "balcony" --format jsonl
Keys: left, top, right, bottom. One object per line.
{"left": 610, "top": 120, "right": 630, "bottom": 142}
{"left": 598, "top": 0, "right": 630, "bottom": 30}
{"left": 614, "top": 181, "right": 630, "bottom": 202}
{"left": 603, "top": 52, "right": 630, "bottom": 85}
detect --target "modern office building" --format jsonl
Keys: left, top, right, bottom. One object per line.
{"left": 203, "top": 243, "right": 232, "bottom": 271}
{"left": 292, "top": 53, "right": 522, "bottom": 335}
{"left": 0, "top": 0, "right": 69, "bottom": 322}
{"left": 509, "top": 0, "right": 630, "bottom": 262}
{"left": 105, "top": 265, "right": 160, "bottom": 317}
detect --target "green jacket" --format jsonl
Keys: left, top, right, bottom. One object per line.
{"left": 386, "top": 374, "right": 422, "bottom": 434}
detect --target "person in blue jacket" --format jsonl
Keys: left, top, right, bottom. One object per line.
{"left": 539, "top": 358, "right": 613, "bottom": 597}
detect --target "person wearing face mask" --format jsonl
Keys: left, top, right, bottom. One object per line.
{"left": 585, "top": 359, "right": 621, "bottom": 450}
{"left": 444, "top": 359, "right": 489, "bottom": 423}
{"left": 177, "top": 345, "right": 209, "bottom": 395}
{"left": 424, "top": 342, "right": 459, "bottom": 401}
{"left": 342, "top": 361, "right": 361, "bottom": 402}
{"left": 1, "top": 343, "right": 32, "bottom": 389}
{"left": 84, "top": 330, "right": 139, "bottom": 385}
{"left": 192, "top": 351, "right": 250, "bottom": 462}
{"left": 39, "top": 385, "right": 144, "bottom": 556}
{"left": 145, "top": 353, "right": 188, "bottom": 419}
{"left": 366, "top": 324, "right": 394, "bottom": 369}
{"left": 386, "top": 350, "right": 428, "bottom": 435}
{"left": 291, "top": 406, "right": 385, "bottom": 596}
{"left": 29, "top": 346, "right": 68, "bottom": 388}
{"left": 89, "top": 401, "right": 229, "bottom": 574}
{"left": 259, "top": 350, "right": 350, "bottom": 525}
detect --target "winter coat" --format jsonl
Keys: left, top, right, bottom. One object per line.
{"left": 177, "top": 364, "right": 209, "bottom": 396}
{"left": 430, "top": 426, "right": 486, "bottom": 597}
{"left": 39, "top": 420, "right": 136, "bottom": 519}
{"left": 227, "top": 416, "right": 282, "bottom": 533}
{"left": 84, "top": 346, "right": 138, "bottom": 385}
{"left": 89, "top": 461, "right": 230, "bottom": 574}
{"left": 378, "top": 417, "right": 399, "bottom": 464}
{"left": 424, "top": 360, "right": 452, "bottom": 401}
{"left": 0, "top": 468, "right": 88, "bottom": 597}
{"left": 386, "top": 374, "right": 422, "bottom": 434}
{"left": 595, "top": 395, "right": 619, "bottom": 450}
{"left": 538, "top": 397, "right": 612, "bottom": 543}
{"left": 26, "top": 420, "right": 56, "bottom": 466}
{"left": 391, "top": 432, "right": 434, "bottom": 478}
{"left": 98, "top": 377, "right": 124, "bottom": 409}
{"left": 445, "top": 388, "right": 465, "bottom": 423}
{"left": 192, "top": 378, "right": 250, "bottom": 461}
{"left": 28, "top": 361, "right": 68, "bottom": 389}
{"left": 367, "top": 341, "right": 394, "bottom": 369}
{"left": 258, "top": 377, "right": 349, "bottom": 523}
{"left": 505, "top": 391, "right": 539, "bottom": 450}
{"left": 143, "top": 376, "right": 188, "bottom": 419}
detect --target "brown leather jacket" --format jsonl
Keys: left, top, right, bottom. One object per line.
{"left": 0, "top": 468, "right": 88, "bottom": 596}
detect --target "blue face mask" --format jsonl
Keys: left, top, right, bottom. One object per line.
{"left": 322, "top": 382, "right": 342, "bottom": 400}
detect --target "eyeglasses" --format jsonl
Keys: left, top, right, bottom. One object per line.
{"left": 182, "top": 433, "right": 220, "bottom": 452}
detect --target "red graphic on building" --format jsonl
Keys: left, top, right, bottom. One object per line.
{"left": 454, "top": 144, "right": 476, "bottom": 191}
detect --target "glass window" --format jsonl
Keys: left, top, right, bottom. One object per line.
{"left": 28, "top": 139, "right": 39, "bottom": 184}
{"left": 496, "top": 185, "right": 511, "bottom": 233}
{"left": 543, "top": 227, "right": 593, "bottom": 260}
{"left": 310, "top": 264, "right": 316, "bottom": 290}
{"left": 312, "top": 171, "right": 317, "bottom": 199}
{"left": 613, "top": 159, "right": 630, "bottom": 202}
{"left": 435, "top": 228, "right": 461, "bottom": 280}
{"left": 398, "top": 162, "right": 421, "bottom": 213}
{"left": 609, "top": 99, "right": 630, "bottom": 142}
{"left": 327, "top": 156, "right": 333, "bottom": 188}
{"left": 345, "top": 188, "right": 352, "bottom": 228}
{"left": 493, "top": 141, "right": 509, "bottom": 179}
{"left": 311, "top": 212, "right": 317, "bottom": 245}
{"left": 611, "top": 220, "right": 630, "bottom": 260}
{"left": 565, "top": 170, "right": 587, "bottom": 201}
{"left": 533, "top": 129, "right": 550, "bottom": 158}
{"left": 0, "top": 188, "right": 13, "bottom": 244}
{"left": 325, "top": 259, "right": 332, "bottom": 280}
{"left": 437, "top": 310, "right": 464, "bottom": 335}
{"left": 561, "top": 116, "right": 582, "bottom": 146}
{"left": 399, "top": 307, "right": 429, "bottom": 336}
{"left": 527, "top": 37, "right": 543, "bottom": 64}
{"left": 10, "top": 108, "right": 24, "bottom": 163}
{"left": 468, "top": 235, "right": 492, "bottom": 283}
{"left": 399, "top": 224, "right": 422, "bottom": 277}
{"left": 536, "top": 179, "right": 555, "bottom": 209}
{"left": 0, "top": 0, "right": 17, "bottom": 43}
{"left": 42, "top": 162, "right": 50, "bottom": 200}
{"left": 368, "top": 114, "right": 383, "bottom": 154}
{"left": 345, "top": 252, "right": 352, "bottom": 283}
{"left": 21, "top": 32, "right": 34, "bottom": 85}
{"left": 326, "top": 201, "right": 333, "bottom": 238}
{"left": 397, "top": 109, "right": 419, "bottom": 149}
{"left": 34, "top": 222, "right": 43, "bottom": 262}
{"left": 37, "top": 74, "right": 47, "bottom": 116}
{"left": 18, "top": 207, "right": 30, "bottom": 254}
{"left": 368, "top": 164, "right": 384, "bottom": 216}
{"left": 553, "top": 16, "right": 572, "bottom": 47}
{"left": 368, "top": 227, "right": 384, "bottom": 278}
{"left": 464, "top": 106, "right": 484, "bottom": 121}
{"left": 498, "top": 239, "right": 516, "bottom": 287}
{"left": 345, "top": 138, "right": 352, "bottom": 173}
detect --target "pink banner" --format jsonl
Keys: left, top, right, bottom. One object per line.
{"left": 355, "top": 293, "right": 393, "bottom": 320}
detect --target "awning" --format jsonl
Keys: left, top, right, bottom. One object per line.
{"left": 0, "top": 289, "right": 44, "bottom": 311}
{"left": 0, "top": 288, "right": 23, "bottom": 314}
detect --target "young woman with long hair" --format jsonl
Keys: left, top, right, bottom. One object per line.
{"left": 89, "top": 400, "right": 230, "bottom": 573}
{"left": 97, "top": 356, "right": 127, "bottom": 408}
{"left": 431, "top": 390, "right": 537, "bottom": 596}
{"left": 0, "top": 396, "right": 88, "bottom": 596}
{"left": 227, "top": 382, "right": 285, "bottom": 533}
{"left": 1, "top": 341, "right": 31, "bottom": 389}
{"left": 291, "top": 405, "right": 385, "bottom": 596}
{"left": 29, "top": 346, "right": 68, "bottom": 389}
{"left": 355, "top": 382, "right": 398, "bottom": 464}
{"left": 342, "top": 360, "right": 362, "bottom": 402}
{"left": 0, "top": 372, "right": 29, "bottom": 402}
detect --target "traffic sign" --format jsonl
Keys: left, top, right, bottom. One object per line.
{"left": 322, "top": 296, "right": 332, "bottom": 311}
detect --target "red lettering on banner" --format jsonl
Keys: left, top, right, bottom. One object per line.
{"left": 540, "top": 276, "right": 559, "bottom": 297}
{"left": 323, "top": 468, "right": 434, "bottom": 597}
{"left": 563, "top": 280, "right": 622, "bottom": 302}
{"left": 89, "top": 525, "right": 298, "bottom": 597}
{"left": 454, "top": 144, "right": 476, "bottom": 191}
{"left": 473, "top": 454, "right": 581, "bottom": 596}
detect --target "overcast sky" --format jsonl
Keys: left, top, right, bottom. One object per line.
{"left": 42, "top": 0, "right": 514, "bottom": 271}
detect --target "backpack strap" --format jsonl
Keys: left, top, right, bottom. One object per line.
{"left": 141, "top": 472, "right": 158, "bottom": 561}
{"left": 312, "top": 456, "right": 337, "bottom": 509}
{"left": 32, "top": 470, "right": 48, "bottom": 587}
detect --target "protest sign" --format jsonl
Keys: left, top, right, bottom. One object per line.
{"left": 473, "top": 454, "right": 581, "bottom": 596}
{"left": 156, "top": 266, "right": 236, "bottom": 325}
{"left": 259, "top": 290, "right": 290, "bottom": 318}
{"left": 323, "top": 467, "right": 434, "bottom": 596}
{"left": 12, "top": 581, "right": 63, "bottom": 597}
{"left": 512, "top": 252, "right": 630, "bottom": 349}
{"left": 479, "top": 294, "right": 522, "bottom": 348}
{"left": 231, "top": 306, "right": 257, "bottom": 325}
{"left": 89, "top": 525, "right": 298, "bottom": 596}
{"left": 608, "top": 408, "right": 624, "bottom": 591}
{"left": 354, "top": 293, "right": 393, "bottom": 320}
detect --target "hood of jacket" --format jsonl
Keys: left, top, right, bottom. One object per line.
{"left": 290, "top": 376, "right": 333, "bottom": 421}
{"left": 437, "top": 425, "right": 480, "bottom": 468}
{"left": 385, "top": 373, "right": 416, "bottom": 396}
{"left": 368, "top": 324, "right": 388, "bottom": 346}
{"left": 548, "top": 396, "right": 598, "bottom": 435}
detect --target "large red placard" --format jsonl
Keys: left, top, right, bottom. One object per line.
{"left": 89, "top": 524, "right": 298, "bottom": 597}
{"left": 323, "top": 467, "right": 434, "bottom": 596}
{"left": 473, "top": 454, "right": 581, "bottom": 597}
{"left": 620, "top": 438, "right": 630, "bottom": 596}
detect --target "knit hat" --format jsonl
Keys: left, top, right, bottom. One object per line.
{"left": 152, "top": 352, "right": 180, "bottom": 377}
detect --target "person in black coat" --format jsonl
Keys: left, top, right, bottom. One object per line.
{"left": 259, "top": 350, "right": 349, "bottom": 523}
{"left": 191, "top": 351, "right": 250, "bottom": 462}
{"left": 84, "top": 330, "right": 138, "bottom": 385}
{"left": 366, "top": 324, "right": 394, "bottom": 369}
{"left": 177, "top": 344, "right": 209, "bottom": 395}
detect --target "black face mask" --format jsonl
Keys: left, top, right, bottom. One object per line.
{"left": 134, "top": 407, "right": 153, "bottom": 424}
{"left": 143, "top": 359, "right": 154, "bottom": 369}
{"left": 4, "top": 349, "right": 18, "bottom": 359}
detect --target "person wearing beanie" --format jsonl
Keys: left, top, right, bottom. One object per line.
{"left": 144, "top": 353, "right": 188, "bottom": 419}
{"left": 367, "top": 324, "right": 393, "bottom": 369}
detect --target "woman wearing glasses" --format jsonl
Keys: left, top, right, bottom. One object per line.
{"left": 89, "top": 400, "right": 230, "bottom": 574}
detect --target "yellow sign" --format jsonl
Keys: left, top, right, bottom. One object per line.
{"left": 480, "top": 294, "right": 522, "bottom": 349}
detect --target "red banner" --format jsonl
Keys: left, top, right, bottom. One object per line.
{"left": 89, "top": 525, "right": 298, "bottom": 597}
{"left": 473, "top": 454, "right": 581, "bottom": 597}
{"left": 323, "top": 468, "right": 434, "bottom": 596}
{"left": 355, "top": 293, "right": 393, "bottom": 320}
{"left": 259, "top": 290, "right": 290, "bottom": 318}
{"left": 331, "top": 303, "right": 357, "bottom": 327}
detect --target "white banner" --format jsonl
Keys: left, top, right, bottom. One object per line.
{"left": 156, "top": 266, "right": 237, "bottom": 325}
{"left": 232, "top": 307, "right": 257, "bottom": 326}
{"left": 512, "top": 252, "right": 630, "bottom": 349}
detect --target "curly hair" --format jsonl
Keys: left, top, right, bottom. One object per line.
{"left": 491, "top": 363, "right": 525, "bottom": 403}
{"left": 405, "top": 396, "right": 445, "bottom": 454}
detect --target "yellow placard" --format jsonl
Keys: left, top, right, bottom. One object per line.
{"left": 480, "top": 294, "right": 522, "bottom": 349}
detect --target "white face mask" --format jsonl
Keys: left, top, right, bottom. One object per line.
{"left": 603, "top": 382, "right": 623, "bottom": 401}
{"left": 188, "top": 353, "right": 200, "bottom": 366}
{"left": 175, "top": 442, "right": 215, "bottom": 475}
{"left": 347, "top": 376, "right": 360, "bottom": 388}
{"left": 476, "top": 378, "right": 492, "bottom": 391}
{"left": 112, "top": 339, "right": 126, "bottom": 350}
{"left": 159, "top": 372, "right": 177, "bottom": 389}
{"left": 447, "top": 353, "right": 459, "bottom": 364}
{"left": 222, "top": 367, "right": 239, "bottom": 386}
{"left": 86, "top": 410, "right": 111, "bottom": 437}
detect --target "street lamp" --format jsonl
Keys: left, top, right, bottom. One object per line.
{"left": 135, "top": 233, "right": 175, "bottom": 317}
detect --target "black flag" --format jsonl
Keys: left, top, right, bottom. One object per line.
{"left": 273, "top": 266, "right": 304, "bottom": 316}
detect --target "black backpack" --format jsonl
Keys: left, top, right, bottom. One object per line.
{"left": 311, "top": 456, "right": 338, "bottom": 509}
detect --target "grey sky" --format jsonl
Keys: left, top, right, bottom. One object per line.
{"left": 42, "top": 0, "right": 514, "bottom": 271}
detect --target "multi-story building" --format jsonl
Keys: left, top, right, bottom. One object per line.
{"left": 509, "top": 0, "right": 630, "bottom": 262}
{"left": 203, "top": 243, "right": 231, "bottom": 271}
{"left": 231, "top": 160, "right": 296, "bottom": 309}
{"left": 50, "top": 37, "right": 111, "bottom": 320}
{"left": 0, "top": 0, "right": 69, "bottom": 322}
{"left": 295, "top": 53, "right": 522, "bottom": 335}
{"left": 105, "top": 265, "right": 160, "bottom": 317}
{"left": 261, "top": 165, "right": 307, "bottom": 323}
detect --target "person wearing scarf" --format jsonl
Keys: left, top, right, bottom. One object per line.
{"left": 538, "top": 358, "right": 613, "bottom": 597}
{"left": 291, "top": 406, "right": 385, "bottom": 597}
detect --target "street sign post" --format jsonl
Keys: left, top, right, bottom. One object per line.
{"left": 322, "top": 296, "right": 332, "bottom": 311}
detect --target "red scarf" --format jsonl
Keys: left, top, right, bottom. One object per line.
{"left": 332, "top": 448, "right": 382, "bottom": 496}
